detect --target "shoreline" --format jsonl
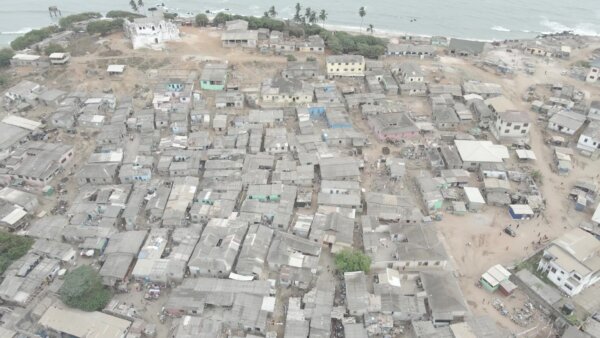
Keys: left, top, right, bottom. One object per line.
{"left": 2, "top": 10, "right": 600, "bottom": 47}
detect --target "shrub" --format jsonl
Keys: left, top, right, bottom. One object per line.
{"left": 106, "top": 10, "right": 145, "bottom": 21}
{"left": 87, "top": 19, "right": 125, "bottom": 36}
{"left": 59, "top": 12, "right": 102, "bottom": 29}
{"left": 286, "top": 54, "right": 297, "bottom": 61}
{"left": 10, "top": 26, "right": 60, "bottom": 51}
{"left": 164, "top": 12, "right": 178, "bottom": 20}
{"left": 44, "top": 43, "right": 65, "bottom": 55}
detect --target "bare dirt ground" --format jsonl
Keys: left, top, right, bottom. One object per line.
{"left": 5, "top": 26, "right": 600, "bottom": 337}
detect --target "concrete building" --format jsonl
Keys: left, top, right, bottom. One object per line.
{"left": 420, "top": 270, "right": 470, "bottom": 325}
{"left": 491, "top": 110, "right": 531, "bottom": 142}
{"left": 538, "top": 228, "right": 600, "bottom": 296}
{"left": 123, "top": 13, "right": 180, "bottom": 49}
{"left": 200, "top": 63, "right": 228, "bottom": 91}
{"left": 7, "top": 142, "right": 74, "bottom": 186}
{"left": 282, "top": 61, "right": 320, "bottom": 79}
{"left": 454, "top": 140, "right": 509, "bottom": 170}
{"left": 585, "top": 59, "right": 600, "bottom": 83}
{"left": 326, "top": 55, "right": 365, "bottom": 78}
{"left": 344, "top": 271, "right": 369, "bottom": 316}
{"left": 188, "top": 218, "right": 249, "bottom": 277}
{"left": 577, "top": 121, "right": 600, "bottom": 156}
{"left": 448, "top": 38, "right": 486, "bottom": 56}
{"left": 386, "top": 43, "right": 436, "bottom": 57}
{"left": 548, "top": 110, "right": 586, "bottom": 135}
{"left": 221, "top": 30, "right": 258, "bottom": 48}
{"left": 368, "top": 113, "right": 419, "bottom": 141}
{"left": 38, "top": 306, "right": 131, "bottom": 338}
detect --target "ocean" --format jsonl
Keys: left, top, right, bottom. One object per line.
{"left": 1, "top": 0, "right": 599, "bottom": 46}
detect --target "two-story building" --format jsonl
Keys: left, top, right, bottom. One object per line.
{"left": 491, "top": 110, "right": 531, "bottom": 142}
{"left": 326, "top": 55, "right": 365, "bottom": 78}
{"left": 538, "top": 228, "right": 600, "bottom": 296}
{"left": 585, "top": 59, "right": 600, "bottom": 83}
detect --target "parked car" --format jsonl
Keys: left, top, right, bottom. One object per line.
{"left": 504, "top": 226, "right": 517, "bottom": 237}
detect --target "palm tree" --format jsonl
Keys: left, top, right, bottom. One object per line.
{"left": 268, "top": 6, "right": 277, "bottom": 18}
{"left": 319, "top": 9, "right": 328, "bottom": 28}
{"left": 137, "top": 0, "right": 144, "bottom": 8}
{"left": 358, "top": 6, "right": 366, "bottom": 32}
{"left": 308, "top": 10, "right": 317, "bottom": 25}
{"left": 263, "top": 11, "right": 270, "bottom": 18}
{"left": 304, "top": 7, "right": 312, "bottom": 25}
{"left": 129, "top": 0, "right": 138, "bottom": 12}
{"left": 367, "top": 24, "right": 374, "bottom": 34}
{"left": 294, "top": 3, "right": 302, "bottom": 22}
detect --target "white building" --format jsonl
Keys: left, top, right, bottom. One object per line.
{"left": 547, "top": 110, "right": 586, "bottom": 135}
{"left": 491, "top": 110, "right": 531, "bottom": 142}
{"left": 123, "top": 13, "right": 180, "bottom": 49}
{"left": 588, "top": 101, "right": 600, "bottom": 121}
{"left": 586, "top": 59, "right": 600, "bottom": 83}
{"left": 326, "top": 55, "right": 365, "bottom": 78}
{"left": 577, "top": 121, "right": 600, "bottom": 154}
{"left": 538, "top": 228, "right": 600, "bottom": 296}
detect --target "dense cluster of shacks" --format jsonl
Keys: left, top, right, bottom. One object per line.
{"left": 2, "top": 18, "right": 600, "bottom": 338}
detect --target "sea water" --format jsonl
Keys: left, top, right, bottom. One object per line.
{"left": 0, "top": 0, "right": 599, "bottom": 46}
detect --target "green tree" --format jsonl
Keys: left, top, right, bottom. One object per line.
{"left": 195, "top": 13, "right": 209, "bottom": 27}
{"left": 268, "top": 6, "right": 277, "bottom": 18}
{"left": 358, "top": 6, "right": 366, "bottom": 32}
{"left": 367, "top": 24, "right": 374, "bottom": 34}
{"left": 0, "top": 232, "right": 33, "bottom": 274}
{"left": 59, "top": 266, "right": 111, "bottom": 312}
{"left": 304, "top": 7, "right": 312, "bottom": 24}
{"left": 129, "top": 0, "right": 138, "bottom": 12}
{"left": 44, "top": 43, "right": 65, "bottom": 55}
{"left": 213, "top": 12, "right": 233, "bottom": 26}
{"left": 335, "top": 249, "right": 371, "bottom": 273}
{"left": 0, "top": 48, "right": 15, "bottom": 67}
{"left": 294, "top": 3, "right": 302, "bottom": 22}
{"left": 137, "top": 0, "right": 144, "bottom": 8}
{"left": 308, "top": 10, "right": 317, "bottom": 25}
{"left": 318, "top": 9, "right": 328, "bottom": 28}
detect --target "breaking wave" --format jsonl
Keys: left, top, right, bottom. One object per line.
{"left": 491, "top": 26, "right": 510, "bottom": 32}
{"left": 540, "top": 18, "right": 600, "bottom": 36}
{"left": 0, "top": 27, "right": 32, "bottom": 35}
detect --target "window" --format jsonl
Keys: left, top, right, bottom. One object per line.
{"left": 584, "top": 138, "right": 589, "bottom": 142}
{"left": 514, "top": 125, "right": 521, "bottom": 130}
{"left": 551, "top": 267, "right": 557, "bottom": 273}
{"left": 573, "top": 274, "right": 581, "bottom": 281}
{"left": 506, "top": 122, "right": 512, "bottom": 127}
{"left": 564, "top": 284, "right": 573, "bottom": 290}
{"left": 521, "top": 129, "right": 526, "bottom": 134}
{"left": 505, "top": 129, "right": 510, "bottom": 134}
{"left": 523, "top": 123, "right": 529, "bottom": 127}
